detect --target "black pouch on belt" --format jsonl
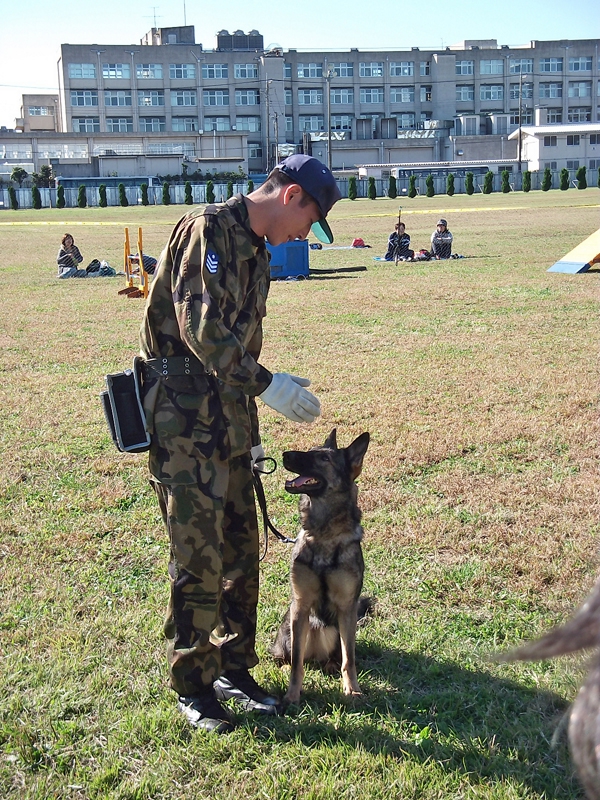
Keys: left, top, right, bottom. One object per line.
{"left": 100, "top": 357, "right": 151, "bottom": 453}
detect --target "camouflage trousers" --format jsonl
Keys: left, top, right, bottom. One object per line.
{"left": 151, "top": 452, "right": 260, "bottom": 696}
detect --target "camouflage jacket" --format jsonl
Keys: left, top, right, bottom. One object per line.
{"left": 139, "top": 195, "right": 272, "bottom": 482}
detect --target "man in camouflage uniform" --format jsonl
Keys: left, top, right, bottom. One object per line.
{"left": 140, "top": 155, "right": 341, "bottom": 732}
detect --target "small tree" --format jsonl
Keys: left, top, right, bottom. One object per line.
{"left": 465, "top": 172, "right": 474, "bottom": 195}
{"left": 501, "top": 170, "right": 511, "bottom": 193}
{"left": 247, "top": 179, "right": 254, "bottom": 194}
{"left": 522, "top": 171, "right": 531, "bottom": 193}
{"left": 483, "top": 171, "right": 494, "bottom": 194}
{"left": 184, "top": 181, "right": 193, "bottom": 205}
{"left": 162, "top": 181, "right": 171, "bottom": 205}
{"left": 408, "top": 174, "right": 417, "bottom": 198}
{"left": 559, "top": 168, "right": 569, "bottom": 191}
{"left": 348, "top": 175, "right": 357, "bottom": 200}
{"left": 597, "top": 167, "right": 600, "bottom": 189}
{"left": 99, "top": 184, "right": 108, "bottom": 208}
{"left": 425, "top": 174, "right": 434, "bottom": 198}
{"left": 140, "top": 183, "right": 149, "bottom": 206}
{"left": 446, "top": 173, "right": 455, "bottom": 196}
{"left": 57, "top": 185, "right": 65, "bottom": 209}
{"left": 8, "top": 186, "right": 18, "bottom": 210}
{"left": 576, "top": 166, "right": 587, "bottom": 190}
{"left": 541, "top": 167, "right": 552, "bottom": 192}
{"left": 31, "top": 185, "right": 42, "bottom": 210}
{"left": 387, "top": 175, "right": 397, "bottom": 199}
{"left": 11, "top": 166, "right": 27, "bottom": 187}
{"left": 367, "top": 176, "right": 377, "bottom": 200}
{"left": 227, "top": 180, "right": 234, "bottom": 199}
{"left": 206, "top": 180, "right": 215, "bottom": 204}
{"left": 77, "top": 185, "right": 87, "bottom": 208}
{"left": 118, "top": 183, "right": 129, "bottom": 207}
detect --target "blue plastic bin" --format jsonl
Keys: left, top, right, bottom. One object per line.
{"left": 266, "top": 240, "right": 309, "bottom": 279}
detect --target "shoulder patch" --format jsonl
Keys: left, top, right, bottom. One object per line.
{"left": 205, "top": 249, "right": 220, "bottom": 274}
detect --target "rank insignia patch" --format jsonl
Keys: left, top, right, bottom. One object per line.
{"left": 205, "top": 250, "right": 219, "bottom": 274}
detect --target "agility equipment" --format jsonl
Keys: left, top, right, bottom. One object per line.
{"left": 547, "top": 228, "right": 600, "bottom": 274}
{"left": 119, "top": 227, "right": 150, "bottom": 298}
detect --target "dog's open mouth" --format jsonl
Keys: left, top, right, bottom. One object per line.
{"left": 285, "top": 475, "right": 322, "bottom": 494}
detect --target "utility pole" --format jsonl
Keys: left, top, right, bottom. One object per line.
{"left": 324, "top": 66, "right": 336, "bottom": 171}
{"left": 517, "top": 70, "right": 528, "bottom": 173}
{"left": 273, "top": 112, "right": 279, "bottom": 164}
{"left": 265, "top": 80, "right": 272, "bottom": 172}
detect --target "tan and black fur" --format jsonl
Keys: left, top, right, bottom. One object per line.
{"left": 271, "top": 429, "right": 371, "bottom": 704}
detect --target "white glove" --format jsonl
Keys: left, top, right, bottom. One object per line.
{"left": 259, "top": 373, "right": 321, "bottom": 423}
{"left": 250, "top": 443, "right": 265, "bottom": 470}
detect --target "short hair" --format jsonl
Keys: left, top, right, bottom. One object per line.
{"left": 61, "top": 233, "right": 74, "bottom": 246}
{"left": 260, "top": 168, "right": 314, "bottom": 207}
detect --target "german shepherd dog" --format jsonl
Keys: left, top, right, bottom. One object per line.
{"left": 272, "top": 429, "right": 371, "bottom": 704}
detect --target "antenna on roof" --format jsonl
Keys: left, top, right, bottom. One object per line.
{"left": 145, "top": 6, "right": 161, "bottom": 28}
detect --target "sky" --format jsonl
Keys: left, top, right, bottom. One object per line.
{"left": 1, "top": 0, "right": 598, "bottom": 128}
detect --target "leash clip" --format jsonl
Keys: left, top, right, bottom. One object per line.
{"left": 252, "top": 457, "right": 296, "bottom": 561}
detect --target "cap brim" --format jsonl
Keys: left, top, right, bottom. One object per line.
{"left": 311, "top": 218, "right": 334, "bottom": 244}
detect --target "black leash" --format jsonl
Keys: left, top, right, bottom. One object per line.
{"left": 252, "top": 457, "right": 296, "bottom": 561}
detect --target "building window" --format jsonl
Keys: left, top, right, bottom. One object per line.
{"left": 331, "top": 114, "right": 353, "bottom": 130}
{"left": 170, "top": 64, "right": 195, "bottom": 80}
{"left": 248, "top": 143, "right": 262, "bottom": 159}
{"left": 284, "top": 62, "right": 292, "bottom": 79}
{"left": 298, "top": 89, "right": 323, "bottom": 105}
{"left": 136, "top": 63, "right": 163, "bottom": 79}
{"left": 568, "top": 108, "right": 591, "bottom": 122}
{"left": 395, "top": 112, "right": 416, "bottom": 128}
{"left": 590, "top": 134, "right": 599, "bottom": 145}
{"left": 543, "top": 135, "right": 558, "bottom": 146}
{"left": 509, "top": 82, "right": 533, "bottom": 100}
{"left": 330, "top": 88, "right": 354, "bottom": 104}
{"left": 139, "top": 117, "right": 166, "bottom": 132}
{"left": 235, "top": 89, "right": 260, "bottom": 106}
{"left": 106, "top": 117, "right": 133, "bottom": 132}
{"left": 284, "top": 89, "right": 292, "bottom": 105}
{"left": 203, "top": 90, "right": 229, "bottom": 106}
{"left": 359, "top": 62, "right": 384, "bottom": 77}
{"left": 105, "top": 90, "right": 132, "bottom": 106}
{"left": 455, "top": 60, "right": 474, "bottom": 75}
{"left": 420, "top": 86, "right": 432, "bottom": 102}
{"left": 390, "top": 61, "right": 414, "bottom": 77}
{"left": 590, "top": 159, "right": 600, "bottom": 169}
{"left": 456, "top": 85, "right": 474, "bottom": 101}
{"left": 285, "top": 116, "right": 293, "bottom": 132}
{"left": 390, "top": 86, "right": 415, "bottom": 103}
{"left": 28, "top": 106, "right": 50, "bottom": 115}
{"left": 566, "top": 160, "right": 580, "bottom": 169}
{"left": 103, "top": 63, "right": 130, "bottom": 79}
{"left": 568, "top": 81, "right": 592, "bottom": 98}
{"left": 68, "top": 63, "right": 96, "bottom": 79}
{"left": 138, "top": 90, "right": 164, "bottom": 107}
{"left": 172, "top": 117, "right": 198, "bottom": 131}
{"left": 235, "top": 116, "right": 261, "bottom": 132}
{"left": 204, "top": 116, "right": 231, "bottom": 131}
{"left": 71, "top": 90, "right": 98, "bottom": 107}
{"left": 72, "top": 117, "right": 100, "bottom": 132}
{"left": 544, "top": 161, "right": 557, "bottom": 169}
{"left": 539, "top": 82, "right": 563, "bottom": 99}
{"left": 297, "top": 63, "right": 322, "bottom": 78}
{"left": 420, "top": 61, "right": 431, "bottom": 76}
{"left": 480, "top": 84, "right": 504, "bottom": 101}
{"left": 299, "top": 115, "right": 324, "bottom": 131}
{"left": 360, "top": 87, "right": 384, "bottom": 103}
{"left": 202, "top": 64, "right": 228, "bottom": 79}
{"left": 540, "top": 57, "right": 563, "bottom": 72}
{"left": 171, "top": 90, "right": 197, "bottom": 106}
{"left": 331, "top": 62, "right": 354, "bottom": 77}
{"left": 463, "top": 117, "right": 478, "bottom": 135}
{"left": 547, "top": 109, "right": 563, "bottom": 123}
{"left": 567, "top": 134, "right": 581, "bottom": 146}
{"left": 234, "top": 63, "right": 258, "bottom": 79}
{"left": 509, "top": 111, "right": 533, "bottom": 124}
{"left": 509, "top": 58, "right": 533, "bottom": 74}
{"left": 569, "top": 57, "right": 592, "bottom": 72}
{"left": 480, "top": 59, "right": 504, "bottom": 75}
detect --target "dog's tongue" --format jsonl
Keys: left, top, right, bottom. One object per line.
{"left": 286, "top": 475, "right": 313, "bottom": 489}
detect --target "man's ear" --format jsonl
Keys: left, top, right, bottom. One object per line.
{"left": 281, "top": 183, "right": 303, "bottom": 206}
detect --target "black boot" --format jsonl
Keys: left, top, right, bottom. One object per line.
{"left": 177, "top": 686, "right": 235, "bottom": 733}
{"left": 214, "top": 669, "right": 280, "bottom": 715}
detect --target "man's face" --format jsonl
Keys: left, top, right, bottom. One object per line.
{"left": 265, "top": 185, "right": 321, "bottom": 246}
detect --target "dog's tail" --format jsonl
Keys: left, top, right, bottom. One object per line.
{"left": 357, "top": 596, "right": 376, "bottom": 622}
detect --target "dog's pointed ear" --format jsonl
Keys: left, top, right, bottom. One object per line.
{"left": 323, "top": 428, "right": 337, "bottom": 449}
{"left": 346, "top": 432, "right": 370, "bottom": 480}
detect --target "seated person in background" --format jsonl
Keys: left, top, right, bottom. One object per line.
{"left": 129, "top": 253, "right": 158, "bottom": 275}
{"left": 57, "top": 233, "right": 87, "bottom": 278}
{"left": 430, "top": 219, "right": 453, "bottom": 260}
{"left": 385, "top": 222, "right": 414, "bottom": 262}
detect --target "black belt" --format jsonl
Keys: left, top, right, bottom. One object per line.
{"left": 143, "top": 356, "right": 210, "bottom": 378}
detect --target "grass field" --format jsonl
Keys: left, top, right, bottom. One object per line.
{"left": 1, "top": 189, "right": 599, "bottom": 799}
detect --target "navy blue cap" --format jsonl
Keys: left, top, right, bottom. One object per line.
{"left": 276, "top": 154, "right": 342, "bottom": 244}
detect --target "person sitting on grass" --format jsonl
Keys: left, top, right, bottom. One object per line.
{"left": 57, "top": 233, "right": 87, "bottom": 278}
{"left": 385, "top": 222, "right": 414, "bottom": 262}
{"left": 430, "top": 219, "right": 453, "bottom": 260}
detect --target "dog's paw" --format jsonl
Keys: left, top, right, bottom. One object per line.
{"left": 283, "top": 690, "right": 301, "bottom": 705}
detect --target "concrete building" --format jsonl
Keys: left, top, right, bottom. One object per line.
{"left": 2, "top": 28, "right": 600, "bottom": 179}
